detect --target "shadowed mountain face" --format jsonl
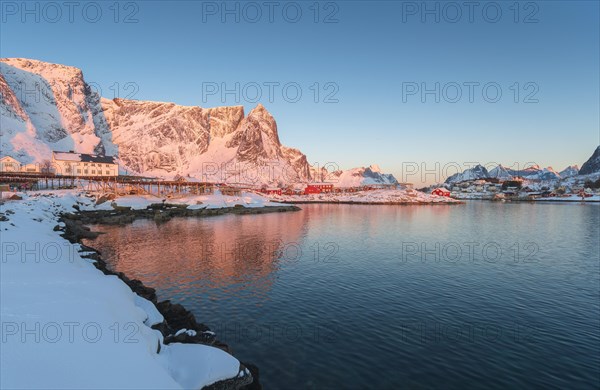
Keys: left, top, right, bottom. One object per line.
{"left": 579, "top": 146, "right": 600, "bottom": 175}
{"left": 1, "top": 58, "right": 397, "bottom": 186}
{"left": 445, "top": 164, "right": 490, "bottom": 184}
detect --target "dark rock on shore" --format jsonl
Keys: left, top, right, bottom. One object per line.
{"left": 204, "top": 366, "right": 255, "bottom": 390}
{"left": 64, "top": 204, "right": 300, "bottom": 226}
{"left": 62, "top": 218, "right": 101, "bottom": 240}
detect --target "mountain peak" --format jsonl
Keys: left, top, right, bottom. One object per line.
{"left": 0, "top": 57, "right": 84, "bottom": 80}
{"left": 368, "top": 164, "right": 382, "bottom": 173}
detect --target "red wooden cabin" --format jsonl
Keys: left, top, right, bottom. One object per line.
{"left": 431, "top": 188, "right": 451, "bottom": 197}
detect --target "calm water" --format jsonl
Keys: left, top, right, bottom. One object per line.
{"left": 86, "top": 203, "right": 600, "bottom": 389}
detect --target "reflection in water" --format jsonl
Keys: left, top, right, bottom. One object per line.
{"left": 88, "top": 210, "right": 309, "bottom": 300}
{"left": 86, "top": 203, "right": 600, "bottom": 389}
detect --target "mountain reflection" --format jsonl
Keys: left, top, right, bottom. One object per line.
{"left": 85, "top": 211, "right": 308, "bottom": 298}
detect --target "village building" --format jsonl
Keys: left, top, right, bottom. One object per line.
{"left": 0, "top": 156, "right": 41, "bottom": 174}
{"left": 0, "top": 156, "right": 22, "bottom": 172}
{"left": 432, "top": 187, "right": 451, "bottom": 197}
{"left": 52, "top": 151, "right": 118, "bottom": 177}
{"left": 220, "top": 186, "right": 242, "bottom": 196}
{"left": 310, "top": 183, "right": 334, "bottom": 193}
{"left": 283, "top": 188, "right": 298, "bottom": 196}
{"left": 304, "top": 185, "right": 322, "bottom": 195}
{"left": 261, "top": 188, "right": 282, "bottom": 196}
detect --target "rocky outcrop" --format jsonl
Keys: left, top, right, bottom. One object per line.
{"left": 579, "top": 146, "right": 600, "bottom": 175}
{"left": 101, "top": 98, "right": 212, "bottom": 173}
{"left": 0, "top": 73, "right": 27, "bottom": 120}
{"left": 207, "top": 106, "right": 245, "bottom": 138}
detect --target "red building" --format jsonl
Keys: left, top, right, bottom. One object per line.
{"left": 304, "top": 185, "right": 322, "bottom": 195}
{"left": 262, "top": 188, "right": 282, "bottom": 196}
{"left": 432, "top": 188, "right": 451, "bottom": 197}
{"left": 313, "top": 183, "right": 334, "bottom": 192}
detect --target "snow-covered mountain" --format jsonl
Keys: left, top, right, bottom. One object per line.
{"left": 445, "top": 164, "right": 489, "bottom": 184}
{"left": 0, "top": 58, "right": 116, "bottom": 163}
{"left": 0, "top": 58, "right": 394, "bottom": 186}
{"left": 579, "top": 146, "right": 600, "bottom": 175}
{"left": 558, "top": 165, "right": 579, "bottom": 178}
{"left": 329, "top": 165, "right": 398, "bottom": 187}
{"left": 488, "top": 165, "right": 513, "bottom": 180}
{"left": 450, "top": 164, "right": 565, "bottom": 183}
{"left": 516, "top": 166, "right": 561, "bottom": 181}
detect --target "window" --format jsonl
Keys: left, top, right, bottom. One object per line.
{"left": 91, "top": 170, "right": 96, "bottom": 174}
{"left": 84, "top": 170, "right": 88, "bottom": 174}
{"left": 106, "top": 171, "right": 110, "bottom": 175}
{"left": 77, "top": 169, "right": 81, "bottom": 174}
{"left": 84, "top": 163, "right": 88, "bottom": 166}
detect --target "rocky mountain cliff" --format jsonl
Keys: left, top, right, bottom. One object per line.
{"left": 1, "top": 58, "right": 390, "bottom": 186}
{"left": 0, "top": 58, "right": 116, "bottom": 163}
{"left": 579, "top": 146, "right": 600, "bottom": 175}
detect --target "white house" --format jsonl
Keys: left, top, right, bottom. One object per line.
{"left": 0, "top": 156, "right": 40, "bottom": 173}
{"left": 0, "top": 156, "right": 21, "bottom": 172}
{"left": 52, "top": 151, "right": 119, "bottom": 177}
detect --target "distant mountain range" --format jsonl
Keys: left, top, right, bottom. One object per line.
{"left": 445, "top": 146, "right": 600, "bottom": 184}
{"left": 0, "top": 58, "right": 396, "bottom": 187}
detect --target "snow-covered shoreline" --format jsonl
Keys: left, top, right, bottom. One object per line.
{"left": 0, "top": 190, "right": 266, "bottom": 389}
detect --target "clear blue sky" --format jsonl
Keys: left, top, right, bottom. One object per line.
{"left": 1, "top": 1, "right": 598, "bottom": 184}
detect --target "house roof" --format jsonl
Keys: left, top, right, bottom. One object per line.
{"left": 0, "top": 156, "right": 20, "bottom": 163}
{"left": 53, "top": 151, "right": 116, "bottom": 164}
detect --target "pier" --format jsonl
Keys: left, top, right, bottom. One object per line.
{"left": 0, "top": 173, "right": 216, "bottom": 198}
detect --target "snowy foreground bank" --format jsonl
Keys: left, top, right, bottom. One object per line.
{"left": 272, "top": 188, "right": 462, "bottom": 204}
{"left": 0, "top": 190, "right": 265, "bottom": 389}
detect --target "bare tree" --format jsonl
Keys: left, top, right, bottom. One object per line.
{"left": 40, "top": 160, "right": 53, "bottom": 174}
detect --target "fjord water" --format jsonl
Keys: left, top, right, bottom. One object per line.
{"left": 88, "top": 203, "right": 600, "bottom": 389}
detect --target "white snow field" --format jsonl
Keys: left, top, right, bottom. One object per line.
{"left": 0, "top": 191, "right": 250, "bottom": 389}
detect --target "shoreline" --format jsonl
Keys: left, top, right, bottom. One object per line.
{"left": 1, "top": 191, "right": 304, "bottom": 389}
{"left": 60, "top": 202, "right": 303, "bottom": 389}
{"left": 63, "top": 203, "right": 301, "bottom": 228}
